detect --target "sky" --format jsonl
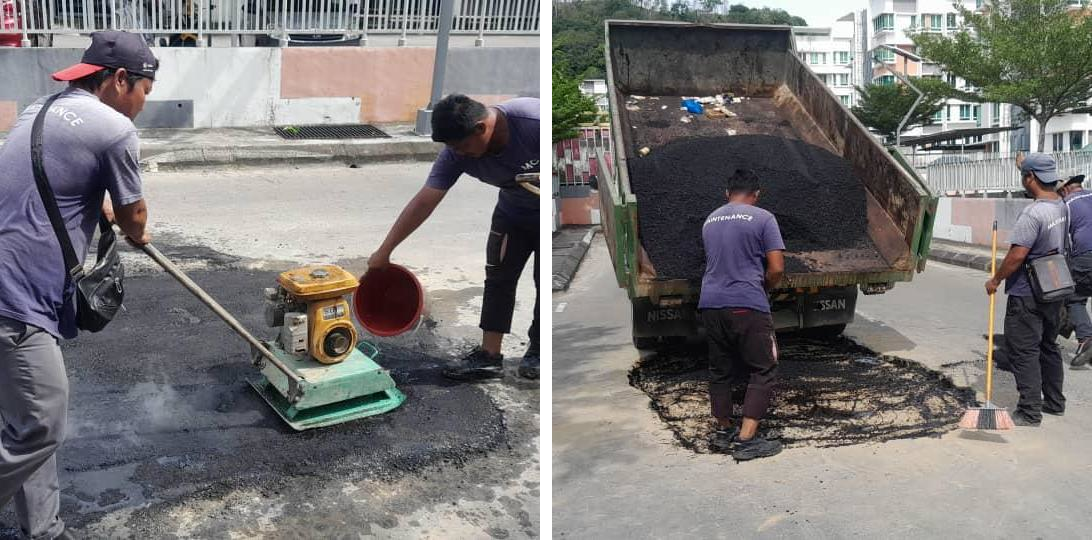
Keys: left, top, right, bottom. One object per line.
{"left": 733, "top": 0, "right": 865, "bottom": 28}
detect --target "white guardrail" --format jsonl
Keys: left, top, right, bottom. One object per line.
{"left": 925, "top": 150, "right": 1092, "bottom": 193}
{"left": 0, "top": 0, "right": 538, "bottom": 41}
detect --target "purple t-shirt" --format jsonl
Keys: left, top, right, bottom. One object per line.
{"left": 698, "top": 203, "right": 785, "bottom": 313}
{"left": 425, "top": 97, "right": 540, "bottom": 223}
{"left": 1066, "top": 189, "right": 1092, "bottom": 256}
{"left": 0, "top": 88, "right": 144, "bottom": 339}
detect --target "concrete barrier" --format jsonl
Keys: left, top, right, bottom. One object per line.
{"left": 933, "top": 197, "right": 1033, "bottom": 247}
{"left": 0, "top": 46, "right": 538, "bottom": 131}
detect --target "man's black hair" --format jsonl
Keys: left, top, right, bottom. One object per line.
{"left": 70, "top": 68, "right": 144, "bottom": 94}
{"left": 727, "top": 168, "right": 761, "bottom": 196}
{"left": 431, "top": 94, "right": 487, "bottom": 143}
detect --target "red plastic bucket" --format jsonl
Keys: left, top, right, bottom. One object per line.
{"left": 353, "top": 265, "right": 425, "bottom": 337}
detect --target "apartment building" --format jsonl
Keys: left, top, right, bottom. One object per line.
{"left": 792, "top": 14, "right": 861, "bottom": 108}
{"left": 868, "top": 0, "right": 1014, "bottom": 152}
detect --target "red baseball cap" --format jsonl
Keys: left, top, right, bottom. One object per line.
{"left": 52, "top": 31, "right": 159, "bottom": 82}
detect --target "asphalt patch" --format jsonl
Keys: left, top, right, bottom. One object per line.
{"left": 629, "top": 336, "right": 975, "bottom": 452}
{"left": 1, "top": 270, "right": 507, "bottom": 535}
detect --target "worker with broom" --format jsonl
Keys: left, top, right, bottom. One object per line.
{"left": 0, "top": 31, "right": 156, "bottom": 540}
{"left": 368, "top": 94, "right": 540, "bottom": 383}
{"left": 984, "top": 153, "right": 1068, "bottom": 426}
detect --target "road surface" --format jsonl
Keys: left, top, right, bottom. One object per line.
{"left": 554, "top": 237, "right": 1092, "bottom": 539}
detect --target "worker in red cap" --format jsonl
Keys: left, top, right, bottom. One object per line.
{"left": 0, "top": 30, "right": 156, "bottom": 540}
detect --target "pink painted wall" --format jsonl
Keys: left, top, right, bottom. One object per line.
{"left": 0, "top": 101, "right": 18, "bottom": 132}
{"left": 280, "top": 48, "right": 516, "bottom": 123}
{"left": 560, "top": 194, "right": 600, "bottom": 226}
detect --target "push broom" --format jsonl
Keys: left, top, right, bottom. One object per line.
{"left": 960, "top": 221, "right": 1015, "bottom": 430}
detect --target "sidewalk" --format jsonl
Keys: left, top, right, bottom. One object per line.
{"left": 928, "top": 238, "right": 1001, "bottom": 273}
{"left": 552, "top": 226, "right": 598, "bottom": 291}
{"left": 1, "top": 124, "right": 442, "bottom": 170}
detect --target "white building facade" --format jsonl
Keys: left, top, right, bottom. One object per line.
{"left": 792, "top": 14, "right": 861, "bottom": 108}
{"left": 867, "top": 0, "right": 1014, "bottom": 153}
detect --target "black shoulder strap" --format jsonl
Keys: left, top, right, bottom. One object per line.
{"left": 1064, "top": 198, "right": 1072, "bottom": 257}
{"left": 30, "top": 92, "right": 86, "bottom": 281}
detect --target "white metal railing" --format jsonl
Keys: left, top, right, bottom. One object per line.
{"left": 0, "top": 0, "right": 537, "bottom": 42}
{"left": 926, "top": 150, "right": 1092, "bottom": 193}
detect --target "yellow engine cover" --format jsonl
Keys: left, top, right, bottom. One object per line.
{"left": 278, "top": 265, "right": 358, "bottom": 302}
{"left": 308, "top": 297, "right": 357, "bottom": 364}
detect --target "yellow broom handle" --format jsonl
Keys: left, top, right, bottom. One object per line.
{"left": 986, "top": 221, "right": 998, "bottom": 402}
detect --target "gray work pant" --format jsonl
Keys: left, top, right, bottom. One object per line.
{"left": 0, "top": 316, "right": 67, "bottom": 540}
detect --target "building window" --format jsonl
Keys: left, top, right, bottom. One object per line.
{"left": 947, "top": 105, "right": 953, "bottom": 121}
{"left": 835, "top": 51, "right": 851, "bottom": 64}
{"left": 945, "top": 73, "right": 958, "bottom": 86}
{"left": 932, "top": 109, "right": 943, "bottom": 122}
{"left": 1053, "top": 133, "right": 1065, "bottom": 151}
{"left": 1072, "top": 131, "right": 1084, "bottom": 151}
{"left": 991, "top": 103, "right": 1001, "bottom": 126}
{"left": 875, "top": 48, "right": 896, "bottom": 62}
{"left": 878, "top": 75, "right": 895, "bottom": 86}
{"left": 927, "top": 14, "right": 943, "bottom": 31}
{"left": 809, "top": 52, "right": 827, "bottom": 65}
{"left": 873, "top": 13, "right": 894, "bottom": 31}
{"left": 840, "top": 95, "right": 851, "bottom": 106}
{"left": 816, "top": 73, "right": 828, "bottom": 84}
{"left": 947, "top": 13, "right": 957, "bottom": 28}
{"left": 910, "top": 15, "right": 917, "bottom": 28}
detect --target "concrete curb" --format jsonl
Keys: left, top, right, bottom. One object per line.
{"left": 141, "top": 140, "right": 442, "bottom": 171}
{"left": 927, "top": 247, "right": 1000, "bottom": 273}
{"left": 552, "top": 228, "right": 598, "bottom": 292}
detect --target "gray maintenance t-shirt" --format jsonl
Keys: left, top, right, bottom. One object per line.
{"left": 0, "top": 87, "right": 144, "bottom": 339}
{"left": 425, "top": 97, "right": 540, "bottom": 224}
{"left": 1006, "top": 198, "right": 1067, "bottom": 298}
{"left": 698, "top": 202, "right": 786, "bottom": 313}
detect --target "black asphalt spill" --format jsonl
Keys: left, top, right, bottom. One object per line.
{"left": 1, "top": 270, "right": 508, "bottom": 535}
{"left": 629, "top": 336, "right": 975, "bottom": 453}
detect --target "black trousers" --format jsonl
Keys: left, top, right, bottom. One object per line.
{"left": 1004, "top": 295, "right": 1065, "bottom": 420}
{"left": 480, "top": 206, "right": 539, "bottom": 348}
{"left": 701, "top": 308, "right": 778, "bottom": 420}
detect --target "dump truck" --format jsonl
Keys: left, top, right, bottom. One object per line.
{"left": 595, "top": 21, "right": 937, "bottom": 348}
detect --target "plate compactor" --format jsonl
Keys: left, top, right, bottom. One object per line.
{"left": 140, "top": 244, "right": 405, "bottom": 431}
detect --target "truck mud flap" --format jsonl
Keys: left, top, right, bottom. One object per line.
{"left": 772, "top": 286, "right": 858, "bottom": 330}
{"left": 632, "top": 297, "right": 698, "bottom": 338}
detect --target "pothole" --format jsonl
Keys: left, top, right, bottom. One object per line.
{"left": 628, "top": 336, "right": 975, "bottom": 452}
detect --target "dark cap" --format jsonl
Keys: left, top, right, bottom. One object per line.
{"left": 1065, "top": 174, "right": 1086, "bottom": 187}
{"left": 52, "top": 31, "right": 159, "bottom": 82}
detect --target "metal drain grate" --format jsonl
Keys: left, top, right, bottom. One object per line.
{"left": 274, "top": 124, "right": 392, "bottom": 140}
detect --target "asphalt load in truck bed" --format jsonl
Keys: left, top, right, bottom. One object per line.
{"left": 628, "top": 134, "right": 879, "bottom": 279}
{"left": 628, "top": 337, "right": 974, "bottom": 452}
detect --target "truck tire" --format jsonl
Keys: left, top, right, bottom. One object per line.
{"left": 802, "top": 324, "right": 847, "bottom": 340}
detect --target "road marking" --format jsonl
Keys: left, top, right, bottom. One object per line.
{"left": 555, "top": 302, "right": 567, "bottom": 313}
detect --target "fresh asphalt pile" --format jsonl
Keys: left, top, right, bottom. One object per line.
{"left": 628, "top": 134, "right": 878, "bottom": 279}
{"left": 629, "top": 337, "right": 975, "bottom": 452}
{"left": 0, "top": 269, "right": 510, "bottom": 536}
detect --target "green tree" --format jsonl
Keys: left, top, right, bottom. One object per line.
{"left": 911, "top": 0, "right": 1092, "bottom": 151}
{"left": 851, "top": 78, "right": 956, "bottom": 143}
{"left": 552, "top": 63, "right": 598, "bottom": 143}
{"left": 552, "top": 0, "right": 806, "bottom": 80}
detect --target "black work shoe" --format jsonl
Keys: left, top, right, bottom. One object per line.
{"left": 710, "top": 427, "right": 740, "bottom": 452}
{"left": 1073, "top": 339, "right": 1092, "bottom": 367}
{"left": 442, "top": 348, "right": 504, "bottom": 381}
{"left": 518, "top": 355, "right": 539, "bottom": 380}
{"left": 1042, "top": 406, "right": 1065, "bottom": 416}
{"left": 732, "top": 436, "right": 783, "bottom": 461}
{"left": 1011, "top": 410, "right": 1041, "bottom": 426}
